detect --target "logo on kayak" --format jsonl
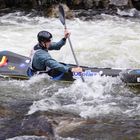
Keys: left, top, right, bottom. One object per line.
{"left": 25, "top": 59, "right": 30, "bottom": 63}
{"left": 20, "top": 63, "right": 26, "bottom": 68}
{"left": 8, "top": 65, "right": 15, "bottom": 70}
{"left": 0, "top": 56, "right": 7, "bottom": 67}
{"left": 73, "top": 70, "right": 103, "bottom": 77}
{"left": 137, "top": 77, "right": 140, "bottom": 82}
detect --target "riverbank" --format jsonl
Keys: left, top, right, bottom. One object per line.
{"left": 0, "top": 0, "right": 140, "bottom": 19}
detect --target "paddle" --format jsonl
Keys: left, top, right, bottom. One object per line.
{"left": 59, "top": 4, "right": 85, "bottom": 82}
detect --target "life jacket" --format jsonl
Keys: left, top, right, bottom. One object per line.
{"left": 29, "top": 44, "right": 50, "bottom": 73}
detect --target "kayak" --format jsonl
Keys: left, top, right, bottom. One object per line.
{"left": 0, "top": 50, "right": 140, "bottom": 85}
{"left": 0, "top": 51, "right": 30, "bottom": 80}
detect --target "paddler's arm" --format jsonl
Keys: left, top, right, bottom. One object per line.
{"left": 48, "top": 30, "right": 70, "bottom": 50}
{"left": 70, "top": 67, "right": 83, "bottom": 73}
{"left": 44, "top": 55, "right": 70, "bottom": 72}
{"left": 45, "top": 56, "right": 82, "bottom": 73}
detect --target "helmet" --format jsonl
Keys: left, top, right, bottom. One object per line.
{"left": 37, "top": 31, "right": 52, "bottom": 43}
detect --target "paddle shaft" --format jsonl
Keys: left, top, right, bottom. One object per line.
{"left": 59, "top": 5, "right": 85, "bottom": 82}
{"left": 64, "top": 26, "right": 78, "bottom": 65}
{"left": 64, "top": 26, "right": 85, "bottom": 82}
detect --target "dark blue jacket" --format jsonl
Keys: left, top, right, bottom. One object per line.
{"left": 31, "top": 38, "right": 70, "bottom": 72}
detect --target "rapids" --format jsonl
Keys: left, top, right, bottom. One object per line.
{"left": 0, "top": 12, "right": 140, "bottom": 140}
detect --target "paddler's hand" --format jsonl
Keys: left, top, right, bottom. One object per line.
{"left": 64, "top": 29, "right": 70, "bottom": 39}
{"left": 71, "top": 67, "right": 83, "bottom": 73}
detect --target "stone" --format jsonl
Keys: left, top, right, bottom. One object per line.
{"left": 109, "top": 0, "right": 128, "bottom": 6}
{"left": 21, "top": 111, "right": 55, "bottom": 139}
{"left": 73, "top": 0, "right": 83, "bottom": 5}
{"left": 0, "top": 105, "right": 15, "bottom": 118}
{"left": 84, "top": 0, "right": 94, "bottom": 9}
{"left": 44, "top": 4, "right": 74, "bottom": 19}
{"left": 0, "top": 0, "right": 6, "bottom": 9}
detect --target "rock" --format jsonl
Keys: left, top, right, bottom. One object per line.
{"left": 109, "top": 0, "right": 129, "bottom": 6}
{"left": 4, "top": 0, "right": 33, "bottom": 8}
{"left": 102, "top": 0, "right": 110, "bottom": 9}
{"left": 0, "top": 90, "right": 55, "bottom": 139}
{"left": 83, "top": 0, "right": 94, "bottom": 9}
{"left": 132, "top": 0, "right": 140, "bottom": 10}
{"left": 109, "top": 0, "right": 133, "bottom": 8}
{"left": 73, "top": 0, "right": 83, "bottom": 5}
{"left": 0, "top": 114, "right": 23, "bottom": 139}
{"left": 0, "top": 0, "right": 138, "bottom": 19}
{"left": 0, "top": 105, "right": 15, "bottom": 118}
{"left": 117, "top": 8, "right": 140, "bottom": 17}
{"left": 31, "top": 0, "right": 38, "bottom": 7}
{"left": 56, "top": 118, "right": 140, "bottom": 140}
{"left": 0, "top": 0, "right": 6, "bottom": 9}
{"left": 44, "top": 4, "right": 74, "bottom": 19}
{"left": 128, "top": 0, "right": 134, "bottom": 8}
{"left": 0, "top": 101, "right": 34, "bottom": 139}
{"left": 21, "top": 111, "right": 55, "bottom": 139}
{"left": 56, "top": 119, "right": 97, "bottom": 137}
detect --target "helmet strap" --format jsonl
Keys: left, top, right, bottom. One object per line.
{"left": 44, "top": 43, "right": 47, "bottom": 48}
{"left": 41, "top": 42, "right": 48, "bottom": 49}
{"left": 40, "top": 42, "right": 44, "bottom": 47}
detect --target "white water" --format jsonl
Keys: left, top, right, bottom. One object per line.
{"left": 0, "top": 12, "right": 140, "bottom": 139}
{"left": 1, "top": 13, "right": 140, "bottom": 68}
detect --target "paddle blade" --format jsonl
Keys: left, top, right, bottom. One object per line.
{"left": 59, "top": 4, "right": 66, "bottom": 25}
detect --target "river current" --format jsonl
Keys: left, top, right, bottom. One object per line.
{"left": 0, "top": 12, "right": 140, "bottom": 140}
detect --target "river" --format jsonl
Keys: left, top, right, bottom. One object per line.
{"left": 0, "top": 12, "right": 140, "bottom": 140}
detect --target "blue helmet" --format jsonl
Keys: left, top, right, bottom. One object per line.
{"left": 37, "top": 31, "right": 52, "bottom": 43}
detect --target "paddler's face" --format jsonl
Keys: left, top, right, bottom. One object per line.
{"left": 42, "top": 40, "right": 51, "bottom": 49}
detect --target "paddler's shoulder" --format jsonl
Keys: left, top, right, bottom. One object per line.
{"left": 34, "top": 43, "right": 41, "bottom": 50}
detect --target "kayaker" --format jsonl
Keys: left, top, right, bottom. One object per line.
{"left": 29, "top": 30, "right": 82, "bottom": 76}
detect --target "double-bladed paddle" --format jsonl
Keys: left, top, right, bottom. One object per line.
{"left": 59, "top": 4, "right": 85, "bottom": 82}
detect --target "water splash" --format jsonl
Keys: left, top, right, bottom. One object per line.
{"left": 7, "top": 135, "right": 78, "bottom": 140}
{"left": 28, "top": 75, "right": 139, "bottom": 119}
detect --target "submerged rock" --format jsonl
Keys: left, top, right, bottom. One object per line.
{"left": 21, "top": 111, "right": 55, "bottom": 139}
{"left": 56, "top": 119, "right": 97, "bottom": 137}
{"left": 0, "top": 101, "right": 55, "bottom": 139}
{"left": 0, "top": 105, "right": 15, "bottom": 118}
{"left": 56, "top": 118, "right": 140, "bottom": 140}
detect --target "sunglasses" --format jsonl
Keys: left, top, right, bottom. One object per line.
{"left": 45, "top": 38, "right": 52, "bottom": 43}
